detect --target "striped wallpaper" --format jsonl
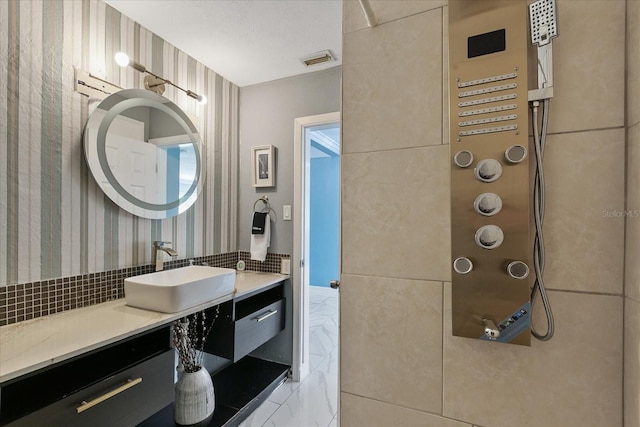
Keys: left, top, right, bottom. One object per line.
{"left": 0, "top": 0, "right": 239, "bottom": 287}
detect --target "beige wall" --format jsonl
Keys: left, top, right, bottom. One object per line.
{"left": 341, "top": 1, "right": 628, "bottom": 426}
{"left": 625, "top": 0, "right": 640, "bottom": 426}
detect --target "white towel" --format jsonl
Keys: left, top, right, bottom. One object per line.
{"left": 250, "top": 213, "right": 270, "bottom": 261}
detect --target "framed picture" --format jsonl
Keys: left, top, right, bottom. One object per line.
{"left": 251, "top": 145, "right": 275, "bottom": 187}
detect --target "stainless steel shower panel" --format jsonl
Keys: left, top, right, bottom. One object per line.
{"left": 449, "top": 0, "right": 532, "bottom": 346}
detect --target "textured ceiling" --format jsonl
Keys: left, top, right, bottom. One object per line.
{"left": 105, "top": 0, "right": 343, "bottom": 87}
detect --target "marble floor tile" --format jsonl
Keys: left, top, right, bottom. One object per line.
{"left": 238, "top": 400, "right": 280, "bottom": 427}
{"left": 262, "top": 370, "right": 338, "bottom": 427}
{"left": 266, "top": 378, "right": 301, "bottom": 405}
{"left": 249, "top": 286, "right": 340, "bottom": 427}
{"left": 314, "top": 349, "right": 339, "bottom": 375}
{"left": 309, "top": 323, "right": 339, "bottom": 357}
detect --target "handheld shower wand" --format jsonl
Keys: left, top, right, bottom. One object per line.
{"left": 529, "top": 0, "right": 558, "bottom": 101}
{"left": 528, "top": 0, "right": 558, "bottom": 341}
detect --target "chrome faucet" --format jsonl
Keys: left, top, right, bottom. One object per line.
{"left": 152, "top": 241, "right": 178, "bottom": 271}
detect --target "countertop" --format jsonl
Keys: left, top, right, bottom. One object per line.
{"left": 0, "top": 271, "right": 287, "bottom": 383}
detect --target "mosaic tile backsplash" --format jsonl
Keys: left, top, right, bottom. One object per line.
{"left": 0, "top": 251, "right": 290, "bottom": 327}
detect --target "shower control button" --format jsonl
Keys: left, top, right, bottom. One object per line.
{"left": 474, "top": 193, "right": 503, "bottom": 216}
{"left": 474, "top": 225, "right": 504, "bottom": 250}
{"left": 505, "top": 144, "right": 528, "bottom": 164}
{"left": 474, "top": 159, "right": 503, "bottom": 182}
{"left": 453, "top": 150, "right": 474, "bottom": 168}
{"left": 453, "top": 257, "right": 474, "bottom": 274}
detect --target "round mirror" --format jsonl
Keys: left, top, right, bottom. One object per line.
{"left": 83, "top": 89, "right": 205, "bottom": 219}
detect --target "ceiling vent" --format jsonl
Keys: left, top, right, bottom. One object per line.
{"left": 301, "top": 50, "right": 336, "bottom": 67}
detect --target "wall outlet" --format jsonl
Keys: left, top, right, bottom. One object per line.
{"left": 281, "top": 258, "right": 291, "bottom": 275}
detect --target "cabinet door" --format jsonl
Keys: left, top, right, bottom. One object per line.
{"left": 7, "top": 350, "right": 174, "bottom": 427}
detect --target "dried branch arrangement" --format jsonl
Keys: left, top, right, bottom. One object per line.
{"left": 172, "top": 305, "right": 220, "bottom": 373}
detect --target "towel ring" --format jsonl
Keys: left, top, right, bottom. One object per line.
{"left": 253, "top": 196, "right": 271, "bottom": 212}
{"left": 253, "top": 196, "right": 277, "bottom": 220}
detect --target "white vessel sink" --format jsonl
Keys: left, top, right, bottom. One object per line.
{"left": 124, "top": 266, "right": 236, "bottom": 313}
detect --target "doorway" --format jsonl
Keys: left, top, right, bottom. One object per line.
{"left": 292, "top": 112, "right": 340, "bottom": 385}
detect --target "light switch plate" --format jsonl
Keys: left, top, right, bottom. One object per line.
{"left": 283, "top": 205, "right": 292, "bottom": 221}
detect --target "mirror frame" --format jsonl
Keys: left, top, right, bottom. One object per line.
{"left": 83, "top": 89, "right": 205, "bottom": 219}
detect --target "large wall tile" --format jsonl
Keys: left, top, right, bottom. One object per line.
{"left": 625, "top": 298, "right": 640, "bottom": 427}
{"left": 340, "top": 274, "right": 443, "bottom": 413}
{"left": 342, "top": 145, "right": 450, "bottom": 281}
{"left": 542, "top": 129, "right": 625, "bottom": 294}
{"left": 340, "top": 392, "right": 471, "bottom": 427}
{"left": 547, "top": 0, "right": 625, "bottom": 133}
{"left": 342, "top": 9, "right": 442, "bottom": 154}
{"left": 628, "top": 0, "right": 640, "bottom": 127}
{"left": 443, "top": 284, "right": 623, "bottom": 427}
{"left": 627, "top": 124, "right": 640, "bottom": 301}
{"left": 343, "top": 0, "right": 446, "bottom": 34}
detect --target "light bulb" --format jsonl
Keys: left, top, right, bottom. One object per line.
{"left": 115, "top": 52, "right": 130, "bottom": 67}
{"left": 197, "top": 94, "right": 207, "bottom": 105}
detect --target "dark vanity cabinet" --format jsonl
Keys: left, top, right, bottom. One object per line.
{"left": 0, "top": 326, "right": 174, "bottom": 427}
{"left": 204, "top": 282, "right": 285, "bottom": 362}
{"left": 1, "top": 278, "right": 291, "bottom": 427}
{"left": 140, "top": 279, "right": 290, "bottom": 427}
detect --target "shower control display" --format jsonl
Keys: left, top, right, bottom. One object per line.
{"left": 479, "top": 303, "right": 531, "bottom": 343}
{"left": 467, "top": 28, "right": 506, "bottom": 58}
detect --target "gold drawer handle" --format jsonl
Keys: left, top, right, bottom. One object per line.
{"left": 76, "top": 378, "right": 143, "bottom": 414}
{"left": 255, "top": 310, "right": 278, "bottom": 322}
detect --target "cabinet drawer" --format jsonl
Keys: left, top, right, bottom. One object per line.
{"left": 7, "top": 350, "right": 174, "bottom": 427}
{"left": 234, "top": 298, "right": 285, "bottom": 361}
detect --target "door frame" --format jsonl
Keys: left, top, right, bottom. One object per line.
{"left": 292, "top": 111, "right": 340, "bottom": 381}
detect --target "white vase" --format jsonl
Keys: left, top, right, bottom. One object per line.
{"left": 174, "top": 367, "right": 215, "bottom": 426}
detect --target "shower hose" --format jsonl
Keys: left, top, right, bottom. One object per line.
{"left": 530, "top": 99, "right": 555, "bottom": 341}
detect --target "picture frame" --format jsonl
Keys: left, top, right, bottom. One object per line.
{"left": 251, "top": 145, "right": 275, "bottom": 187}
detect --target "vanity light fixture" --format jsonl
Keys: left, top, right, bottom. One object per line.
{"left": 115, "top": 52, "right": 207, "bottom": 105}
